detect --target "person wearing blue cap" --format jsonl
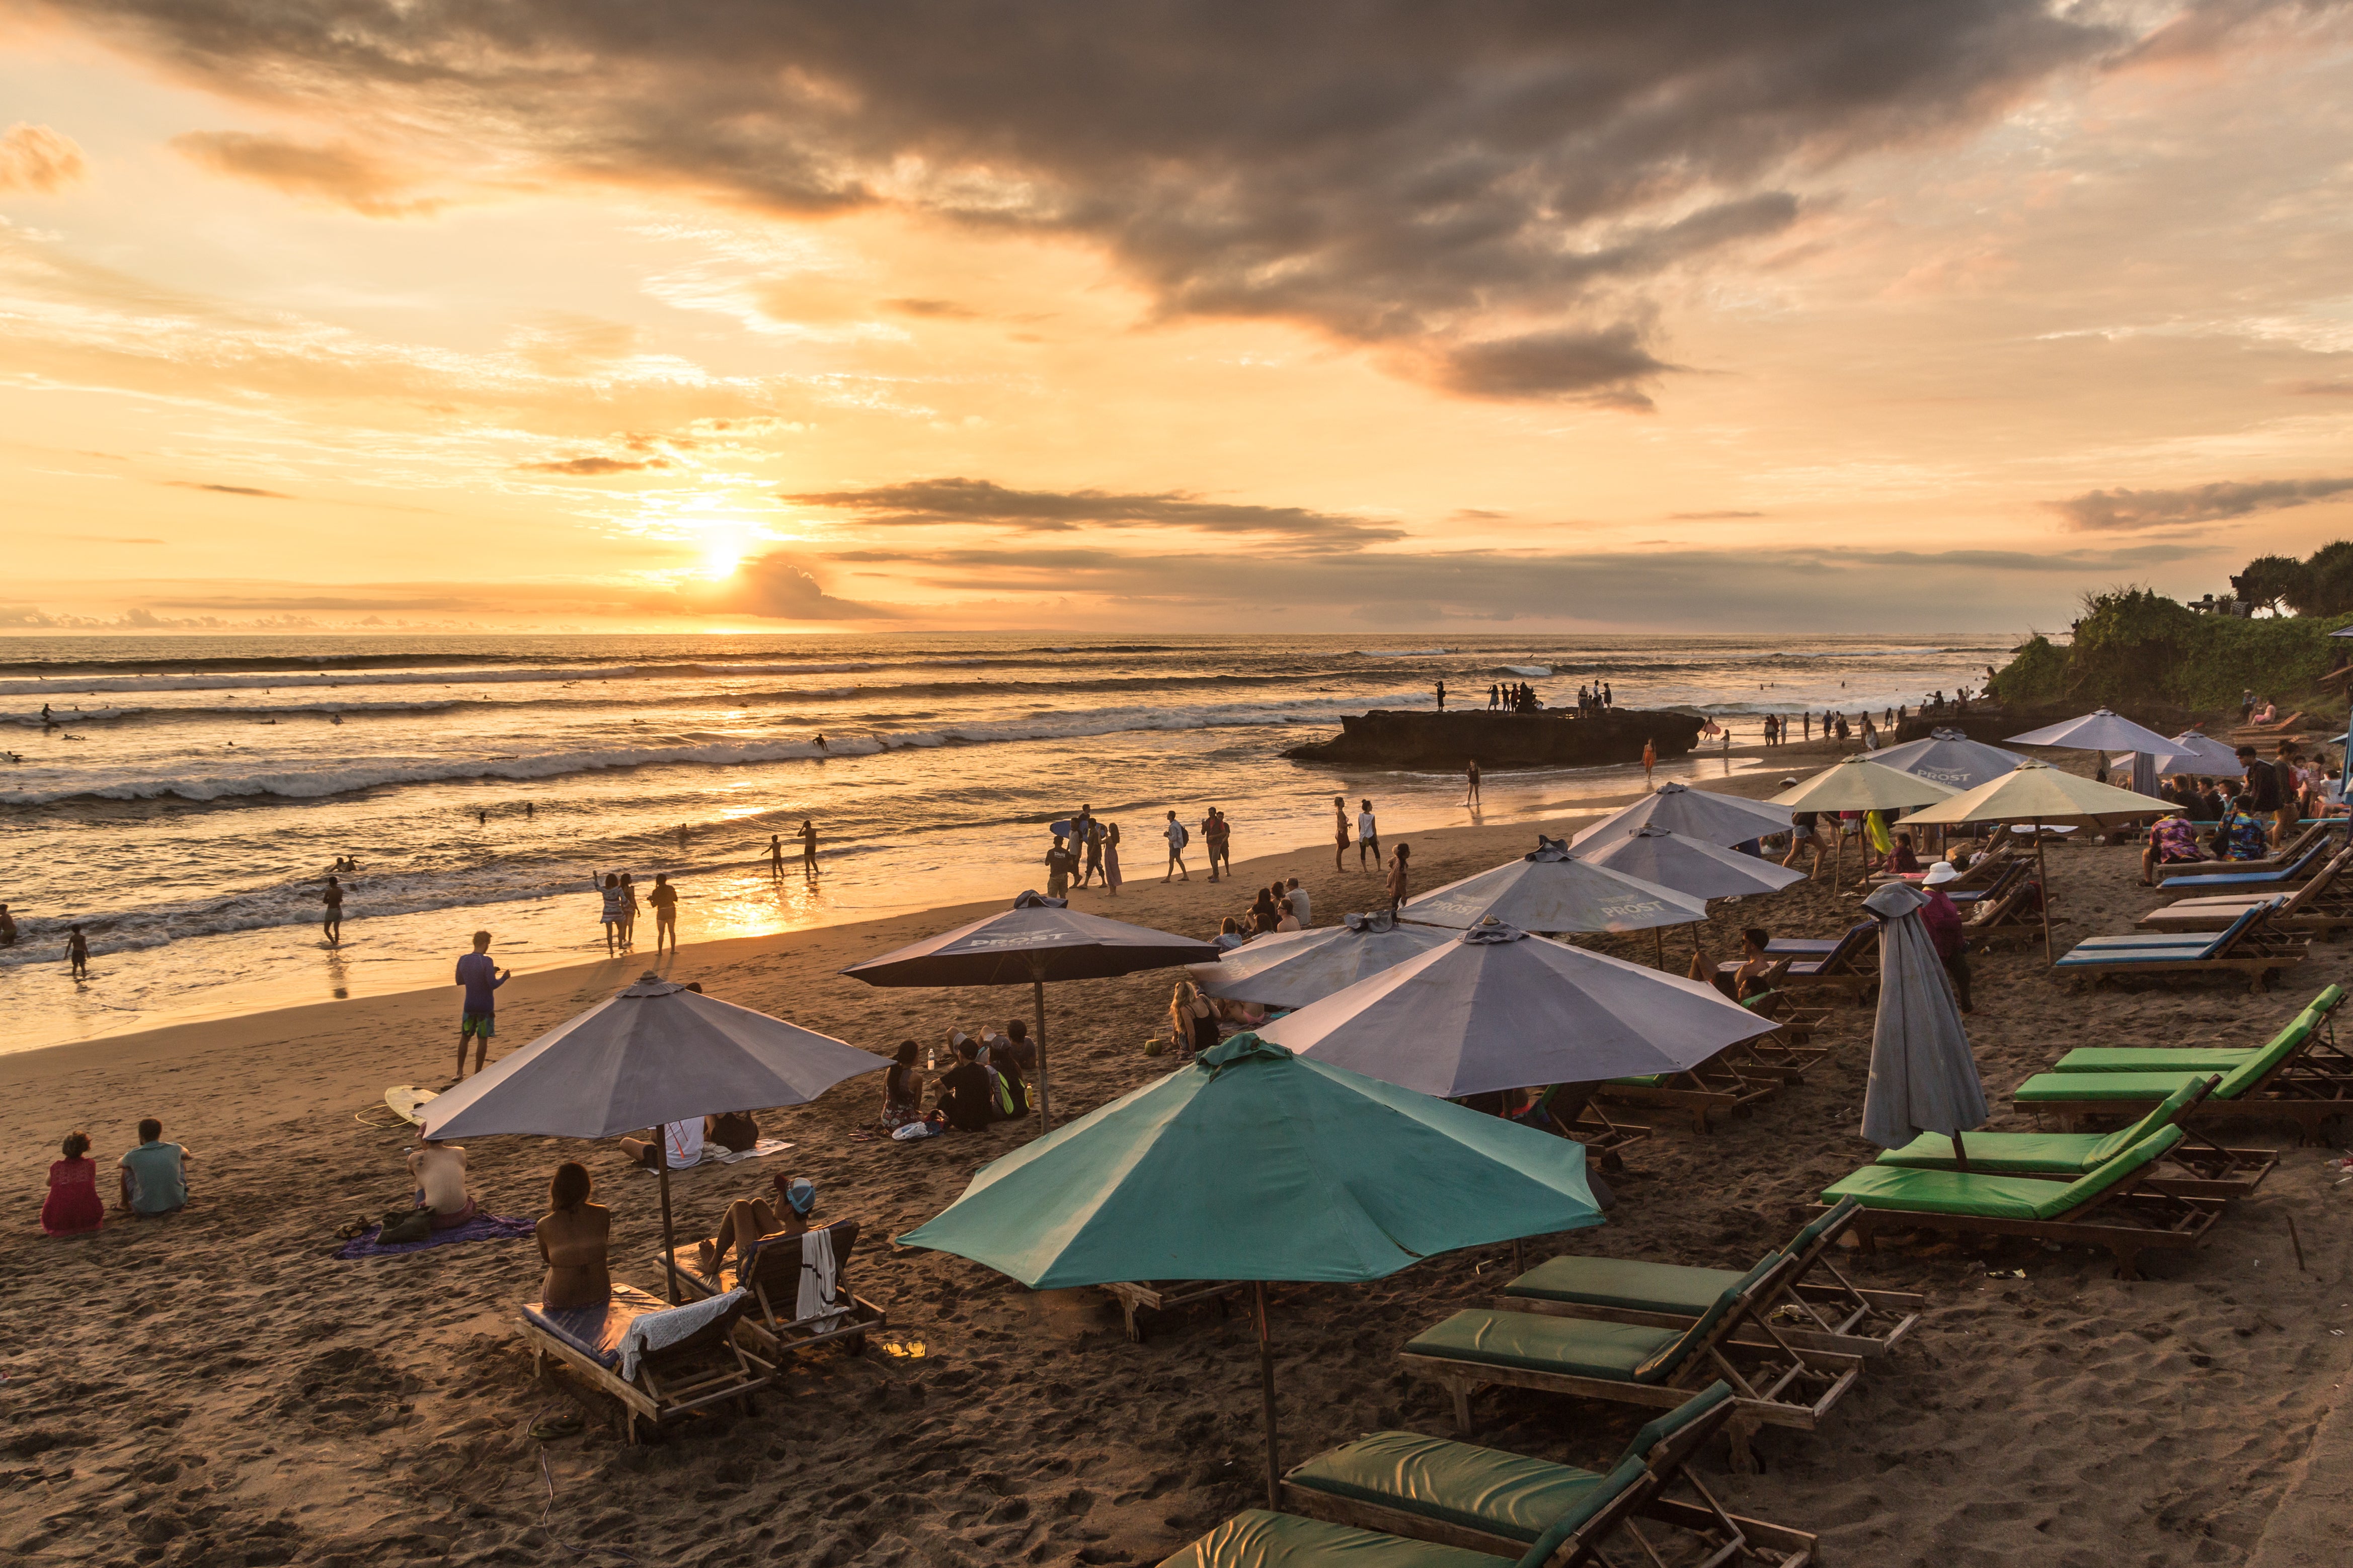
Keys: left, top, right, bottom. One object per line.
{"left": 694, "top": 1173, "right": 818, "bottom": 1280}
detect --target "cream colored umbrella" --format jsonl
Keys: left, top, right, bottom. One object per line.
{"left": 1769, "top": 756, "right": 1959, "bottom": 884}
{"left": 1901, "top": 759, "right": 2172, "bottom": 962}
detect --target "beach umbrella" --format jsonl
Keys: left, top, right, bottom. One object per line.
{"left": 1869, "top": 729, "right": 2027, "bottom": 791}
{"left": 424, "top": 972, "right": 891, "bottom": 1300}
{"left": 1188, "top": 913, "right": 1450, "bottom": 1010}
{"left": 2111, "top": 730, "right": 2245, "bottom": 780}
{"left": 841, "top": 891, "right": 1221, "bottom": 1130}
{"left": 2006, "top": 708, "right": 2186, "bottom": 797}
{"left": 895, "top": 1032, "right": 1601, "bottom": 1508}
{"left": 1768, "top": 757, "right": 1959, "bottom": 883}
{"left": 1858, "top": 883, "right": 1987, "bottom": 1167}
{"left": 1579, "top": 824, "right": 1808, "bottom": 901}
{"left": 1402, "top": 836, "right": 1708, "bottom": 938}
{"left": 1569, "top": 780, "right": 1792, "bottom": 850}
{"left": 1901, "top": 760, "right": 2172, "bottom": 963}
{"left": 1260, "top": 919, "right": 1778, "bottom": 1097}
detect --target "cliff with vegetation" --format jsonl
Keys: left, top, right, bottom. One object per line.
{"left": 1988, "top": 587, "right": 2353, "bottom": 714}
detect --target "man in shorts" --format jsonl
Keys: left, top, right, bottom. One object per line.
{"left": 1162, "top": 810, "right": 1190, "bottom": 882}
{"left": 1357, "top": 800, "right": 1380, "bottom": 869}
{"left": 321, "top": 874, "right": 344, "bottom": 947}
{"left": 649, "top": 873, "right": 681, "bottom": 956}
{"left": 454, "top": 929, "right": 510, "bottom": 1079}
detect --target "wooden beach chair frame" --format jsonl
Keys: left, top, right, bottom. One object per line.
{"left": 661, "top": 1218, "right": 888, "bottom": 1360}
{"left": 1754, "top": 922, "right": 1879, "bottom": 1004}
{"left": 2157, "top": 835, "right": 2332, "bottom": 892}
{"left": 1399, "top": 1253, "right": 1863, "bottom": 1471}
{"left": 1727, "top": 990, "right": 1836, "bottom": 1081}
{"left": 1510, "top": 1081, "right": 1651, "bottom": 1171}
{"left": 1880, "top": 1080, "right": 2277, "bottom": 1199}
{"left": 2142, "top": 846, "right": 2353, "bottom": 935}
{"left": 2155, "top": 820, "right": 2334, "bottom": 882}
{"left": 1277, "top": 1386, "right": 1817, "bottom": 1566}
{"left": 518, "top": 1283, "right": 772, "bottom": 1443}
{"left": 1097, "top": 1278, "right": 1246, "bottom": 1343}
{"left": 1497, "top": 1199, "right": 1921, "bottom": 1360}
{"left": 2018, "top": 1011, "right": 2353, "bottom": 1144}
{"left": 2057, "top": 906, "right": 2307, "bottom": 993}
{"left": 1596, "top": 1050, "right": 1781, "bottom": 1135}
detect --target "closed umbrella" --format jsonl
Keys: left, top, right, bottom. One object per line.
{"left": 1260, "top": 919, "right": 1777, "bottom": 1097}
{"left": 1769, "top": 757, "right": 1958, "bottom": 884}
{"left": 424, "top": 972, "right": 892, "bottom": 1300}
{"left": 2006, "top": 708, "right": 2187, "bottom": 799}
{"left": 1858, "top": 882, "right": 1987, "bottom": 1166}
{"left": 1570, "top": 780, "right": 1793, "bottom": 850}
{"left": 1901, "top": 759, "right": 2172, "bottom": 962}
{"left": 1870, "top": 729, "right": 2027, "bottom": 791}
{"left": 1402, "top": 836, "right": 1708, "bottom": 938}
{"left": 1189, "top": 914, "right": 1450, "bottom": 1010}
{"left": 896, "top": 1033, "right": 1601, "bottom": 1508}
{"left": 841, "top": 891, "right": 1222, "bottom": 1129}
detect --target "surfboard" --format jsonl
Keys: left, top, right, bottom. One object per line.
{"left": 384, "top": 1085, "right": 439, "bottom": 1126}
{"left": 1049, "top": 818, "right": 1103, "bottom": 841}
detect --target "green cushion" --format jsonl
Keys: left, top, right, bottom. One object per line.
{"left": 2311, "top": 984, "right": 2345, "bottom": 1014}
{"left": 1784, "top": 1200, "right": 1854, "bottom": 1256}
{"left": 1158, "top": 1510, "right": 1511, "bottom": 1568}
{"left": 1284, "top": 1433, "right": 1603, "bottom": 1546}
{"left": 2217, "top": 1020, "right": 2314, "bottom": 1097}
{"left": 2072, "top": 933, "right": 2237, "bottom": 949}
{"left": 2016, "top": 1070, "right": 2205, "bottom": 1104}
{"left": 2054, "top": 943, "right": 2226, "bottom": 967}
{"left": 1508, "top": 1458, "right": 1649, "bottom": 1568}
{"left": 1605, "top": 1074, "right": 1670, "bottom": 1088}
{"left": 1621, "top": 1381, "right": 1734, "bottom": 1464}
{"left": 1635, "top": 1254, "right": 1779, "bottom": 1382}
{"left": 2087, "top": 1078, "right": 2211, "bottom": 1161}
{"left": 1405, "top": 1310, "right": 1676, "bottom": 1383}
{"left": 1873, "top": 1131, "right": 2112, "bottom": 1175}
{"left": 1505, "top": 1256, "right": 1738, "bottom": 1318}
{"left": 1829, "top": 1126, "right": 2182, "bottom": 1218}
{"left": 2051, "top": 1047, "right": 2255, "bottom": 1074}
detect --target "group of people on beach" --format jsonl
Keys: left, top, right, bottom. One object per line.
{"left": 2141, "top": 740, "right": 2343, "bottom": 881}
{"left": 593, "top": 870, "right": 682, "bottom": 956}
{"left": 880, "top": 1024, "right": 1041, "bottom": 1134}
{"left": 1040, "top": 804, "right": 1124, "bottom": 895}
{"left": 40, "top": 1117, "right": 193, "bottom": 1234}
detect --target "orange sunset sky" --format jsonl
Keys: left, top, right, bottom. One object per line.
{"left": 5, "top": 2, "right": 2353, "bottom": 635}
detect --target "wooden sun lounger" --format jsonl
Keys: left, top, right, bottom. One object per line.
{"left": 662, "top": 1218, "right": 887, "bottom": 1359}
{"left": 1272, "top": 1383, "right": 1816, "bottom": 1566}
{"left": 2056, "top": 905, "right": 2307, "bottom": 992}
{"left": 1817, "top": 1126, "right": 2226, "bottom": 1279}
{"left": 2141, "top": 847, "right": 2353, "bottom": 935}
{"left": 519, "top": 1283, "right": 771, "bottom": 1443}
{"left": 1876, "top": 1078, "right": 2277, "bottom": 1200}
{"left": 2016, "top": 993, "right": 2353, "bottom": 1143}
{"left": 1597, "top": 1050, "right": 1781, "bottom": 1135}
{"left": 1738, "top": 922, "right": 1878, "bottom": 1003}
{"left": 1728, "top": 990, "right": 1836, "bottom": 1081}
{"left": 1497, "top": 1198, "right": 1921, "bottom": 1360}
{"left": 1098, "top": 1279, "right": 1246, "bottom": 1343}
{"left": 2155, "top": 820, "right": 2335, "bottom": 882}
{"left": 2158, "top": 838, "right": 2331, "bottom": 893}
{"left": 1509, "top": 1081, "right": 1651, "bottom": 1172}
{"left": 1399, "top": 1251, "right": 1863, "bottom": 1471}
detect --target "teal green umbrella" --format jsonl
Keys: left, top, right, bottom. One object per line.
{"left": 898, "top": 1033, "right": 1601, "bottom": 1506}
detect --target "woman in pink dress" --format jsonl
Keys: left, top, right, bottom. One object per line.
{"left": 42, "top": 1130, "right": 104, "bottom": 1236}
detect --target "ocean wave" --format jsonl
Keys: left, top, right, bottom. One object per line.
{"left": 1498, "top": 665, "right": 1552, "bottom": 678}
{"left": 1353, "top": 648, "right": 1449, "bottom": 657}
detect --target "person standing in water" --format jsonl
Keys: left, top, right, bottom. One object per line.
{"left": 1463, "top": 758, "right": 1481, "bottom": 806}
{"left": 453, "top": 930, "right": 510, "bottom": 1080}
{"left": 648, "top": 873, "right": 680, "bottom": 957}
{"left": 1435, "top": 679, "right": 1446, "bottom": 711}
{"left": 321, "top": 875, "right": 345, "bottom": 947}
{"left": 67, "top": 923, "right": 90, "bottom": 979}
{"left": 618, "top": 872, "right": 640, "bottom": 948}
{"left": 1641, "top": 738, "right": 1657, "bottom": 790}
{"left": 799, "top": 818, "right": 818, "bottom": 876}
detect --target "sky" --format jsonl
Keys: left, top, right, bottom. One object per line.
{"left": 4, "top": 1, "right": 2353, "bottom": 636}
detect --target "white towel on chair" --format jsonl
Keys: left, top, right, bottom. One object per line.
{"left": 796, "top": 1228, "right": 845, "bottom": 1329}
{"left": 618, "top": 1287, "right": 743, "bottom": 1383}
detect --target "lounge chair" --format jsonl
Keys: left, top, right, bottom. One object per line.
{"left": 1819, "top": 1125, "right": 2225, "bottom": 1278}
{"left": 1596, "top": 1051, "right": 1779, "bottom": 1135}
{"left": 2155, "top": 820, "right": 2334, "bottom": 882}
{"left": 1957, "top": 871, "right": 2066, "bottom": 951}
{"left": 1728, "top": 990, "right": 1835, "bottom": 1081}
{"left": 2045, "top": 985, "right": 2341, "bottom": 1075}
{"left": 1266, "top": 1382, "right": 1816, "bottom": 1566}
{"left": 1504, "top": 1082, "right": 1651, "bottom": 1172}
{"left": 662, "top": 1218, "right": 887, "bottom": 1359}
{"left": 2015, "top": 997, "right": 2353, "bottom": 1142}
{"left": 1737, "top": 922, "right": 1877, "bottom": 1003}
{"left": 1098, "top": 1278, "right": 1246, "bottom": 1343}
{"left": 1498, "top": 1198, "right": 1920, "bottom": 1359}
{"left": 2053, "top": 904, "right": 2305, "bottom": 992}
{"left": 1874, "top": 1078, "right": 2275, "bottom": 1199}
{"left": 2157, "top": 839, "right": 2329, "bottom": 892}
{"left": 1399, "top": 1252, "right": 1862, "bottom": 1470}
{"left": 2142, "top": 847, "right": 2353, "bottom": 934}
{"left": 519, "top": 1283, "right": 771, "bottom": 1443}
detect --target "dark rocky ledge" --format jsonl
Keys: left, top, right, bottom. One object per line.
{"left": 1282, "top": 708, "right": 1705, "bottom": 771}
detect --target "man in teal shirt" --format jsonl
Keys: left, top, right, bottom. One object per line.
{"left": 119, "top": 1118, "right": 192, "bottom": 1215}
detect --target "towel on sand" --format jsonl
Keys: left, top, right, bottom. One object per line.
{"left": 618, "top": 1287, "right": 744, "bottom": 1382}
{"left": 336, "top": 1212, "right": 535, "bottom": 1260}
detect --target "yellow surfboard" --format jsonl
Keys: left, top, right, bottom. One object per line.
{"left": 384, "top": 1085, "right": 439, "bottom": 1126}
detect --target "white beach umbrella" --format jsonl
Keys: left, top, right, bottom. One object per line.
{"left": 2112, "top": 730, "right": 2244, "bottom": 779}
{"left": 1578, "top": 824, "right": 1808, "bottom": 901}
{"left": 1869, "top": 729, "right": 2026, "bottom": 791}
{"left": 1262, "top": 920, "right": 1776, "bottom": 1098}
{"left": 1568, "top": 781, "right": 1793, "bottom": 850}
{"left": 425, "top": 972, "right": 892, "bottom": 1299}
{"left": 1402, "top": 837, "right": 1709, "bottom": 936}
{"left": 2006, "top": 708, "right": 2187, "bottom": 797}
{"left": 1188, "top": 915, "right": 1451, "bottom": 1010}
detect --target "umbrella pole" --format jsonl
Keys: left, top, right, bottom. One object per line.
{"left": 1652, "top": 928, "right": 1666, "bottom": 970}
{"left": 1255, "top": 1281, "right": 1280, "bottom": 1510}
{"left": 1033, "top": 976, "right": 1053, "bottom": 1132}
{"left": 658, "top": 1158, "right": 679, "bottom": 1304}
{"left": 2035, "top": 824, "right": 2053, "bottom": 966}
{"left": 1690, "top": 923, "right": 1705, "bottom": 964}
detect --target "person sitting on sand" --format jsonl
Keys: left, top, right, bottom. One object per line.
{"left": 1275, "top": 897, "right": 1301, "bottom": 932}
{"left": 617, "top": 1117, "right": 704, "bottom": 1170}
{"left": 882, "top": 1041, "right": 926, "bottom": 1130}
{"left": 1249, "top": 886, "right": 1280, "bottom": 933}
{"left": 1213, "top": 916, "right": 1248, "bottom": 952}
{"left": 1691, "top": 927, "right": 1774, "bottom": 1002}
{"left": 407, "top": 1132, "right": 478, "bottom": 1229}
{"left": 535, "top": 1162, "right": 610, "bottom": 1310}
{"left": 705, "top": 1110, "right": 760, "bottom": 1154}
{"left": 933, "top": 1035, "right": 998, "bottom": 1131}
{"left": 118, "top": 1118, "right": 191, "bottom": 1217}
{"left": 977, "top": 1026, "right": 1033, "bottom": 1116}
{"left": 42, "top": 1129, "right": 104, "bottom": 1236}
{"left": 1169, "top": 979, "right": 1218, "bottom": 1057}
{"left": 2141, "top": 810, "right": 2206, "bottom": 885}
{"left": 696, "top": 1175, "right": 816, "bottom": 1280}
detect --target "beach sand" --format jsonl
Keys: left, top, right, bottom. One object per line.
{"left": 5, "top": 775, "right": 2349, "bottom": 1567}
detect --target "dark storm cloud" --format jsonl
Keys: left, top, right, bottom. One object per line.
{"left": 2048, "top": 477, "right": 2353, "bottom": 531}
{"left": 785, "top": 476, "right": 1404, "bottom": 546}
{"left": 58, "top": 1, "right": 2125, "bottom": 404}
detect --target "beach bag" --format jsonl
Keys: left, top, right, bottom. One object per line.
{"left": 378, "top": 1206, "right": 432, "bottom": 1245}
{"left": 891, "top": 1121, "right": 937, "bottom": 1141}
{"left": 983, "top": 1066, "right": 1019, "bottom": 1120}
{"left": 1174, "top": 823, "right": 1189, "bottom": 847}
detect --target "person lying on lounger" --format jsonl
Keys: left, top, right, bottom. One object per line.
{"left": 407, "top": 1132, "right": 478, "bottom": 1229}
{"left": 695, "top": 1175, "right": 816, "bottom": 1278}
{"left": 535, "top": 1161, "right": 610, "bottom": 1309}
{"left": 1690, "top": 927, "right": 1773, "bottom": 1001}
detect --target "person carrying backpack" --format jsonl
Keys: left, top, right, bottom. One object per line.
{"left": 1162, "top": 809, "right": 1191, "bottom": 882}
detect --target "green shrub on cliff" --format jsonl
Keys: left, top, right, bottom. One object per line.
{"left": 1989, "top": 634, "right": 2069, "bottom": 706}
{"left": 1988, "top": 587, "right": 2353, "bottom": 712}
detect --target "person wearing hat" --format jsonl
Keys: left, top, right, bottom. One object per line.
{"left": 1919, "top": 862, "right": 1972, "bottom": 1014}
{"left": 695, "top": 1173, "right": 819, "bottom": 1279}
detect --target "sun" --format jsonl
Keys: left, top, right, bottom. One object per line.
{"left": 702, "top": 539, "right": 745, "bottom": 579}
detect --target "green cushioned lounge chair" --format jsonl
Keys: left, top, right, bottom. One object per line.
{"left": 1818, "top": 1125, "right": 2225, "bottom": 1278}
{"left": 1875, "top": 1078, "right": 2275, "bottom": 1198}
{"left": 2015, "top": 997, "right": 2353, "bottom": 1142}
{"left": 2052, "top": 904, "right": 2306, "bottom": 993}
{"left": 2049, "top": 987, "right": 2342, "bottom": 1074}
{"left": 1398, "top": 1252, "right": 1861, "bottom": 1471}
{"left": 1498, "top": 1197, "right": 1921, "bottom": 1358}
{"left": 1276, "top": 1382, "right": 1815, "bottom": 1566}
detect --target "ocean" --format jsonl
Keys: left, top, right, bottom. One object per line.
{"left": 0, "top": 632, "right": 2013, "bottom": 1050}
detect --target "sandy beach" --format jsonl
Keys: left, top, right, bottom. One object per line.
{"left": 7, "top": 764, "right": 2350, "bottom": 1568}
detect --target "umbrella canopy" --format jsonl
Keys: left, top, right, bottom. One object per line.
{"left": 1768, "top": 754, "right": 1960, "bottom": 813}
{"left": 1858, "top": 883, "right": 1986, "bottom": 1152}
{"left": 1899, "top": 758, "right": 2172, "bottom": 831}
{"left": 842, "top": 891, "right": 1222, "bottom": 1127}
{"left": 1578, "top": 824, "right": 1808, "bottom": 901}
{"left": 1569, "top": 781, "right": 1792, "bottom": 850}
{"left": 1188, "top": 915, "right": 1450, "bottom": 1010}
{"left": 2113, "top": 730, "right": 2245, "bottom": 779}
{"left": 1869, "top": 729, "right": 2027, "bottom": 791}
{"left": 1402, "top": 837, "right": 1709, "bottom": 933}
{"left": 1260, "top": 920, "right": 1777, "bottom": 1097}
{"left": 2004, "top": 708, "right": 2186, "bottom": 759}
{"left": 425, "top": 974, "right": 890, "bottom": 1140}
